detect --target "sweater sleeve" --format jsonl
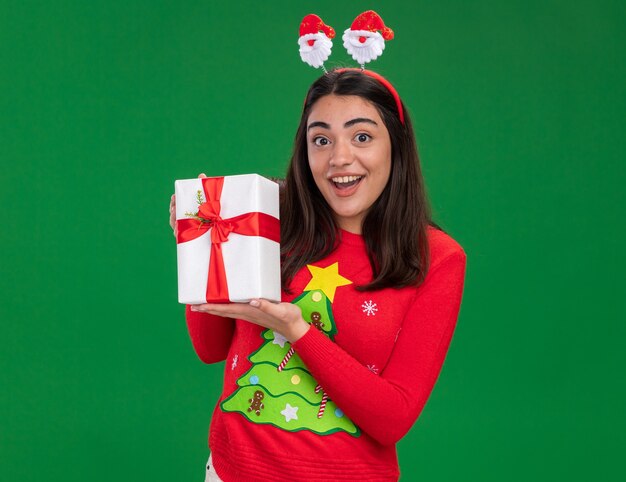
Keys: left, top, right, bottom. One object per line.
{"left": 185, "top": 305, "right": 235, "bottom": 364}
{"left": 291, "top": 249, "right": 467, "bottom": 446}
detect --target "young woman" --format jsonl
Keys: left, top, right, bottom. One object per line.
{"left": 170, "top": 69, "right": 467, "bottom": 481}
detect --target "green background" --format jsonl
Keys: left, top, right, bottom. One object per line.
{"left": 1, "top": 1, "right": 624, "bottom": 480}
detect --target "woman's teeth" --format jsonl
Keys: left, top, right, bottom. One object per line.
{"left": 331, "top": 176, "right": 363, "bottom": 184}
{"left": 331, "top": 175, "right": 363, "bottom": 187}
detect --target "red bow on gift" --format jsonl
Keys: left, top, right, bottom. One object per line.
{"left": 176, "top": 177, "right": 280, "bottom": 302}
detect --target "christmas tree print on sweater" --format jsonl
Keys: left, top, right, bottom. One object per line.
{"left": 221, "top": 262, "right": 360, "bottom": 436}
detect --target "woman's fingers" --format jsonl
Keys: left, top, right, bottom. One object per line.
{"left": 190, "top": 303, "right": 235, "bottom": 313}
{"left": 191, "top": 303, "right": 276, "bottom": 329}
{"left": 169, "top": 194, "right": 177, "bottom": 236}
{"left": 172, "top": 175, "right": 205, "bottom": 236}
{"left": 191, "top": 301, "right": 308, "bottom": 342}
{"left": 190, "top": 302, "right": 278, "bottom": 326}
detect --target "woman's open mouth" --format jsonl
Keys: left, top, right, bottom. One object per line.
{"left": 331, "top": 175, "right": 363, "bottom": 190}
{"left": 328, "top": 175, "right": 364, "bottom": 198}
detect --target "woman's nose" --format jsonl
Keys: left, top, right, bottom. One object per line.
{"left": 329, "top": 139, "right": 353, "bottom": 167}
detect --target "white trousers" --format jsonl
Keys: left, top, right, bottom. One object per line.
{"left": 205, "top": 454, "right": 223, "bottom": 482}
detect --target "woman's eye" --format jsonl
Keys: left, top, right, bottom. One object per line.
{"left": 313, "top": 137, "right": 329, "bottom": 146}
{"left": 355, "top": 133, "right": 371, "bottom": 143}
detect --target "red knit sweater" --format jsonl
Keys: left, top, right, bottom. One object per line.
{"left": 186, "top": 226, "right": 466, "bottom": 481}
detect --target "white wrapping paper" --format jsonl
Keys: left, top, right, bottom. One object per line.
{"left": 175, "top": 174, "right": 281, "bottom": 304}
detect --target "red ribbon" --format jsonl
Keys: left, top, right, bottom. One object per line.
{"left": 176, "top": 177, "right": 280, "bottom": 302}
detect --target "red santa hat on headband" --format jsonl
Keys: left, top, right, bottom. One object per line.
{"left": 298, "top": 14, "right": 335, "bottom": 69}
{"left": 343, "top": 10, "right": 394, "bottom": 66}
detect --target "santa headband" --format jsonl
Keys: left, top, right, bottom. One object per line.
{"left": 298, "top": 10, "right": 404, "bottom": 125}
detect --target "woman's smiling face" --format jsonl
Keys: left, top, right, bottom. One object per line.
{"left": 307, "top": 94, "right": 392, "bottom": 234}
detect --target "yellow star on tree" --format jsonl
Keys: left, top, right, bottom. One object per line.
{"left": 303, "top": 262, "right": 352, "bottom": 302}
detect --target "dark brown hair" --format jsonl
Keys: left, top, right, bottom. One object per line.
{"left": 280, "top": 69, "right": 439, "bottom": 292}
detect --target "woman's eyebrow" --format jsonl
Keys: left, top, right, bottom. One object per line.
{"left": 344, "top": 117, "right": 378, "bottom": 128}
{"left": 307, "top": 121, "right": 330, "bottom": 131}
{"left": 308, "top": 118, "right": 378, "bottom": 131}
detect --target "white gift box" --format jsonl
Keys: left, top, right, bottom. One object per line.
{"left": 175, "top": 174, "right": 281, "bottom": 304}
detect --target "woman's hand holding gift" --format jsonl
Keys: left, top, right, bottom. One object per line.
{"left": 170, "top": 173, "right": 207, "bottom": 237}
{"left": 190, "top": 300, "right": 310, "bottom": 343}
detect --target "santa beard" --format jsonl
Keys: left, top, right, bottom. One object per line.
{"left": 342, "top": 30, "right": 385, "bottom": 65}
{"left": 298, "top": 33, "right": 333, "bottom": 69}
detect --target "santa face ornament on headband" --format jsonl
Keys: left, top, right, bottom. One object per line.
{"left": 296, "top": 11, "right": 405, "bottom": 126}
{"left": 298, "top": 14, "right": 336, "bottom": 72}
{"left": 343, "top": 10, "right": 394, "bottom": 68}
{"left": 298, "top": 10, "right": 394, "bottom": 71}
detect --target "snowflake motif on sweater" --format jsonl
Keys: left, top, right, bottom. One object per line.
{"left": 362, "top": 300, "right": 378, "bottom": 316}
